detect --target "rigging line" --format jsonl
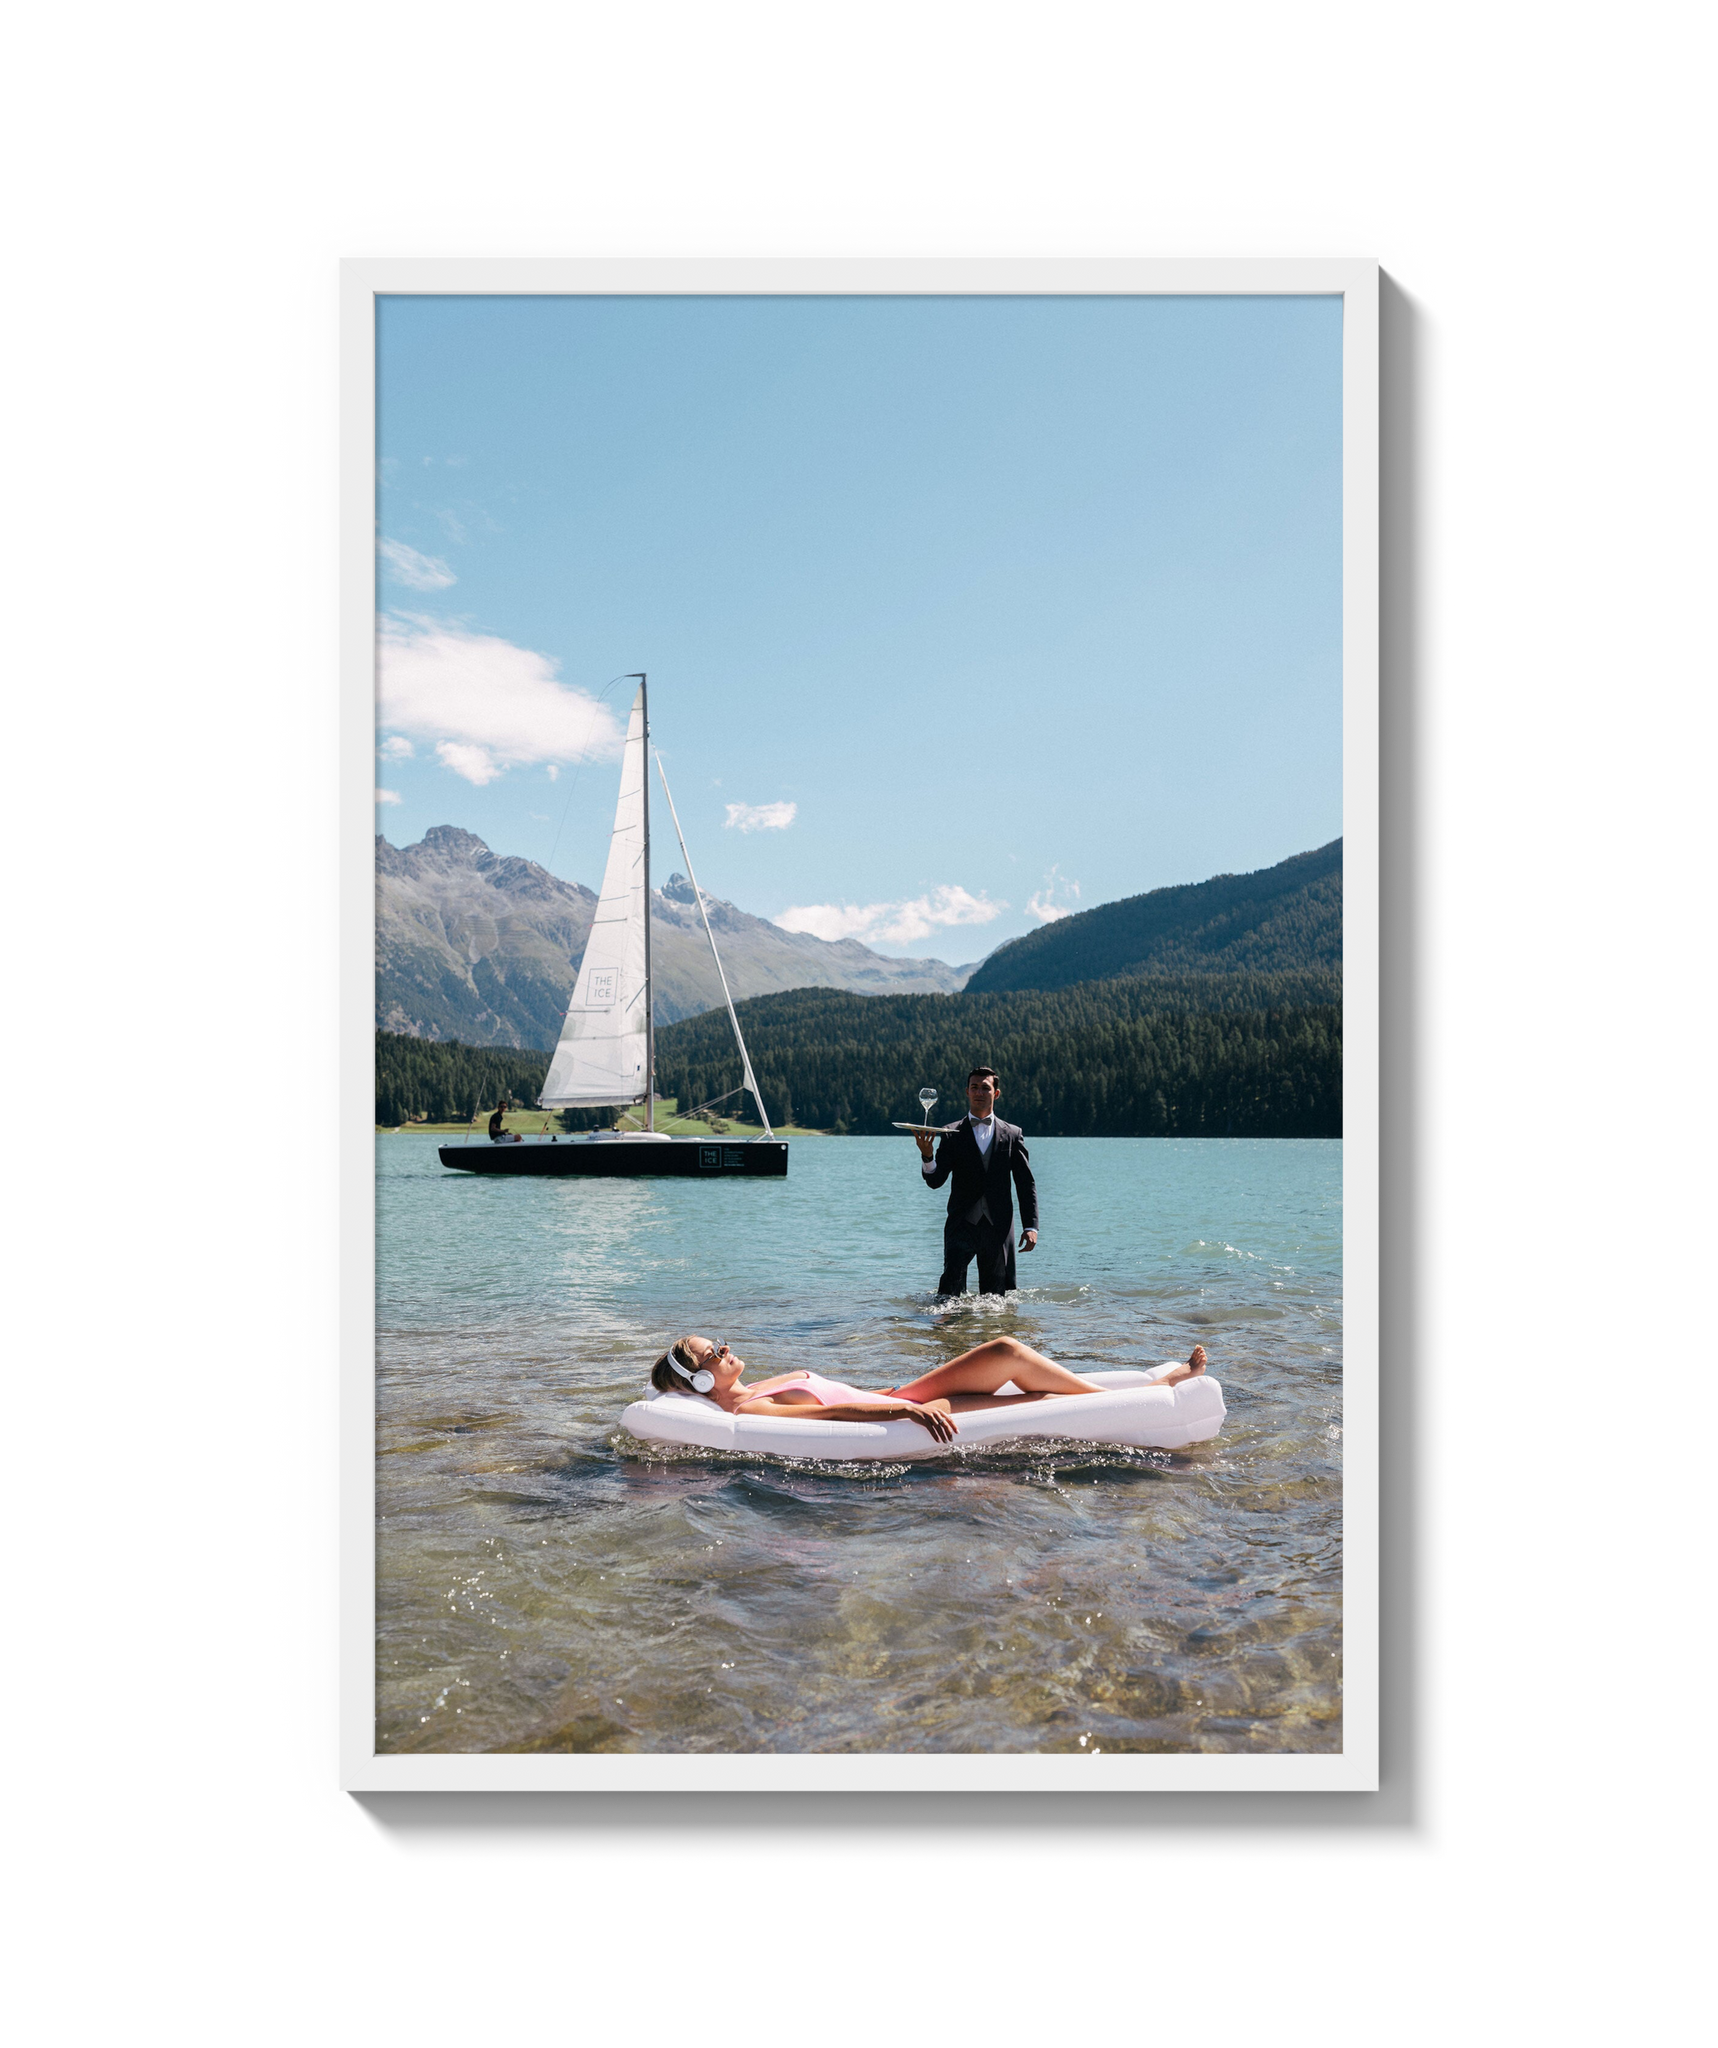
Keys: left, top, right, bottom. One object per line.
{"left": 663, "top": 1084, "right": 748, "bottom": 1128}
{"left": 653, "top": 750, "right": 775, "bottom": 1140}
{"left": 541, "top": 672, "right": 634, "bottom": 882}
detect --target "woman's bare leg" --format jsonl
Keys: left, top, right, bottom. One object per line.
{"left": 889, "top": 1338, "right": 1105, "bottom": 1404}
{"left": 890, "top": 1340, "right": 1208, "bottom": 1405}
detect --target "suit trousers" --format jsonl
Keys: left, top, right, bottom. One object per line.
{"left": 938, "top": 1216, "right": 1017, "bottom": 1297}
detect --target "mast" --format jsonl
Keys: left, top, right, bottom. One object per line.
{"left": 655, "top": 752, "right": 776, "bottom": 1140}
{"left": 637, "top": 673, "right": 654, "bottom": 1132}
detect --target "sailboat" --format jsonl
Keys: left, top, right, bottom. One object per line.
{"left": 438, "top": 676, "right": 788, "bottom": 1178}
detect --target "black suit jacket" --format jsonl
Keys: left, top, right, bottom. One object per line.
{"left": 924, "top": 1116, "right": 1038, "bottom": 1236}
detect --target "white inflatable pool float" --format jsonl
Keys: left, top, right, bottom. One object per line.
{"left": 620, "top": 1364, "right": 1225, "bottom": 1462}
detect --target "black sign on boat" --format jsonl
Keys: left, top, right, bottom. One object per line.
{"left": 437, "top": 676, "right": 788, "bottom": 1180}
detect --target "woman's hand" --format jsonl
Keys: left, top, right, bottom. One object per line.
{"left": 905, "top": 1397, "right": 957, "bottom": 1443}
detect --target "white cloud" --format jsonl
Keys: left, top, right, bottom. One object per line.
{"left": 777, "top": 903, "right": 878, "bottom": 943}
{"left": 379, "top": 735, "right": 415, "bottom": 760}
{"left": 378, "top": 538, "right": 457, "bottom": 591}
{"left": 777, "top": 884, "right": 1005, "bottom": 950}
{"left": 376, "top": 615, "right": 627, "bottom": 785}
{"left": 724, "top": 800, "right": 798, "bottom": 833}
{"left": 1026, "top": 866, "right": 1082, "bottom": 923}
{"left": 546, "top": 765, "right": 559, "bottom": 781}
{"left": 435, "top": 741, "right": 503, "bottom": 785}
{"left": 375, "top": 787, "right": 402, "bottom": 805}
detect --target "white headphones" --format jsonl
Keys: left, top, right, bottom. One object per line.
{"left": 667, "top": 1345, "right": 716, "bottom": 1394}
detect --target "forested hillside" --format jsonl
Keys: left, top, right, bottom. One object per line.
{"left": 655, "top": 977, "right": 1341, "bottom": 1138}
{"left": 966, "top": 839, "right": 1341, "bottom": 993}
{"left": 375, "top": 1032, "right": 605, "bottom": 1128}
{"left": 378, "top": 962, "right": 1341, "bottom": 1136}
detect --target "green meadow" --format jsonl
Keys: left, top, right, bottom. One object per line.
{"left": 380, "top": 1098, "right": 827, "bottom": 1140}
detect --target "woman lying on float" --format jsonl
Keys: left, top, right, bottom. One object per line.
{"left": 651, "top": 1334, "right": 1210, "bottom": 1445}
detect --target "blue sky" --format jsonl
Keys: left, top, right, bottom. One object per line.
{"left": 376, "top": 293, "right": 1342, "bottom": 962}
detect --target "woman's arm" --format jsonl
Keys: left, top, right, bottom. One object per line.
{"left": 732, "top": 1396, "right": 957, "bottom": 1443}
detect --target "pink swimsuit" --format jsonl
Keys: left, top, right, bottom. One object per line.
{"left": 756, "top": 1370, "right": 902, "bottom": 1409}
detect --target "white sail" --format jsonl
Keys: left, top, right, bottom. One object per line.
{"left": 540, "top": 686, "right": 651, "bottom": 1108}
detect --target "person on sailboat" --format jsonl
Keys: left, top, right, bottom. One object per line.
{"left": 649, "top": 1334, "right": 1208, "bottom": 1443}
{"left": 487, "top": 1098, "right": 520, "bottom": 1143}
{"left": 914, "top": 1067, "right": 1038, "bottom": 1296}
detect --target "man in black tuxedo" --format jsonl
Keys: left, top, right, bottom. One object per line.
{"left": 914, "top": 1066, "right": 1039, "bottom": 1297}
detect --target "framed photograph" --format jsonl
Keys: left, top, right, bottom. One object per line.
{"left": 341, "top": 259, "right": 1378, "bottom": 1791}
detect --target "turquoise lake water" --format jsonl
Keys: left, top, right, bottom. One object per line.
{"left": 375, "top": 1133, "right": 1343, "bottom": 1753}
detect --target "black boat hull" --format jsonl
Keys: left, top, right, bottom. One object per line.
{"left": 438, "top": 1138, "right": 789, "bottom": 1178}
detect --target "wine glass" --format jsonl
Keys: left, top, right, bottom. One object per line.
{"left": 918, "top": 1086, "right": 938, "bottom": 1129}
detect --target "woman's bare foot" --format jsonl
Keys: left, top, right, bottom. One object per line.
{"left": 1159, "top": 1345, "right": 1209, "bottom": 1388}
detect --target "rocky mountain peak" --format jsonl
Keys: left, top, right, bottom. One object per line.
{"left": 416, "top": 825, "right": 493, "bottom": 863}
{"left": 377, "top": 827, "right": 972, "bottom": 1047}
